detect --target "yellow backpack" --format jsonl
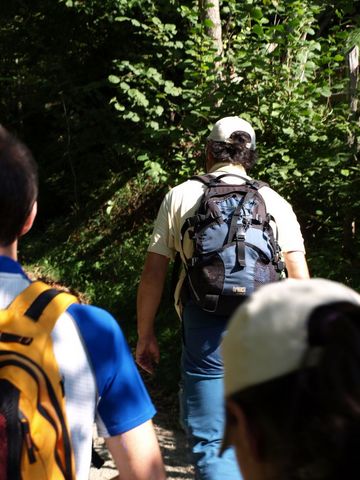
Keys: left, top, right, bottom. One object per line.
{"left": 0, "top": 281, "right": 78, "bottom": 480}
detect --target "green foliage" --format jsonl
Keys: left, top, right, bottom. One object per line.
{"left": 22, "top": 174, "right": 167, "bottom": 330}
{"left": 2, "top": 0, "right": 360, "bottom": 398}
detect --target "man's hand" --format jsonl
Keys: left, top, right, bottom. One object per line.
{"left": 136, "top": 252, "right": 170, "bottom": 374}
{"left": 136, "top": 335, "right": 160, "bottom": 374}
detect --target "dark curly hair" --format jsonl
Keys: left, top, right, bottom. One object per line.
{"left": 228, "top": 302, "right": 360, "bottom": 480}
{"left": 206, "top": 131, "right": 257, "bottom": 171}
{"left": 0, "top": 125, "right": 38, "bottom": 246}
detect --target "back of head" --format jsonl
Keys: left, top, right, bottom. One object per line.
{"left": 206, "top": 116, "right": 257, "bottom": 170}
{"left": 0, "top": 125, "right": 38, "bottom": 246}
{"left": 222, "top": 279, "right": 360, "bottom": 480}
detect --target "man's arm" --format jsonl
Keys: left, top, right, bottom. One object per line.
{"left": 105, "top": 420, "right": 166, "bottom": 480}
{"left": 136, "top": 252, "right": 170, "bottom": 374}
{"left": 283, "top": 251, "right": 310, "bottom": 279}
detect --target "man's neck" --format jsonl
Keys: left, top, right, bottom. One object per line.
{"left": 208, "top": 162, "right": 247, "bottom": 174}
{"left": 0, "top": 242, "right": 18, "bottom": 261}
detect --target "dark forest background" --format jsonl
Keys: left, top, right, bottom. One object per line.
{"left": 1, "top": 0, "right": 359, "bottom": 393}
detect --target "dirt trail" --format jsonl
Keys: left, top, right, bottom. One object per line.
{"left": 89, "top": 411, "right": 195, "bottom": 480}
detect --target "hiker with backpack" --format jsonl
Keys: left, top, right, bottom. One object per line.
{"left": 0, "top": 125, "right": 166, "bottom": 480}
{"left": 136, "top": 116, "right": 309, "bottom": 480}
{"left": 221, "top": 278, "right": 360, "bottom": 480}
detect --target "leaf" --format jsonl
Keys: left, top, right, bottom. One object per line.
{"left": 114, "top": 102, "right": 125, "bottom": 111}
{"left": 120, "top": 82, "right": 130, "bottom": 91}
{"left": 154, "top": 105, "right": 164, "bottom": 116}
{"left": 203, "top": 19, "right": 214, "bottom": 28}
{"left": 164, "top": 81, "right": 182, "bottom": 96}
{"left": 149, "top": 121, "right": 159, "bottom": 130}
{"left": 151, "top": 16, "right": 162, "bottom": 27}
{"left": 253, "top": 25, "right": 264, "bottom": 37}
{"left": 137, "top": 154, "right": 149, "bottom": 162}
{"left": 108, "top": 75, "right": 120, "bottom": 84}
{"left": 282, "top": 127, "right": 295, "bottom": 137}
{"left": 124, "top": 111, "right": 140, "bottom": 122}
{"left": 318, "top": 86, "right": 332, "bottom": 97}
{"left": 251, "top": 7, "right": 263, "bottom": 20}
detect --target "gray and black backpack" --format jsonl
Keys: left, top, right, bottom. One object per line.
{"left": 179, "top": 173, "right": 285, "bottom": 316}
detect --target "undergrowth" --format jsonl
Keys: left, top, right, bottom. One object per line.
{"left": 21, "top": 174, "right": 182, "bottom": 398}
{"left": 19, "top": 171, "right": 359, "bottom": 405}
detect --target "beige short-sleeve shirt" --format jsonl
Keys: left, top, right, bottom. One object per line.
{"left": 148, "top": 164, "right": 305, "bottom": 311}
{"left": 149, "top": 164, "right": 305, "bottom": 257}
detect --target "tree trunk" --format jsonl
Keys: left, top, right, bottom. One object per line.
{"left": 343, "top": 46, "right": 359, "bottom": 262}
{"left": 198, "top": 0, "right": 223, "bottom": 56}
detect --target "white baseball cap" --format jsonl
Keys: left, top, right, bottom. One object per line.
{"left": 207, "top": 116, "right": 256, "bottom": 150}
{"left": 222, "top": 278, "right": 360, "bottom": 397}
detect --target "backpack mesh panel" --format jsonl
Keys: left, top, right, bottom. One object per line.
{"left": 0, "top": 413, "right": 8, "bottom": 480}
{"left": 254, "top": 259, "right": 278, "bottom": 289}
{"left": 0, "top": 380, "right": 21, "bottom": 480}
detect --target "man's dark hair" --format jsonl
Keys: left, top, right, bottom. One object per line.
{"left": 0, "top": 125, "right": 38, "bottom": 246}
{"left": 206, "top": 131, "right": 257, "bottom": 171}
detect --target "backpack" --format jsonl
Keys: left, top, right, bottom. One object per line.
{"left": 179, "top": 173, "right": 285, "bottom": 316}
{"left": 0, "top": 280, "right": 78, "bottom": 480}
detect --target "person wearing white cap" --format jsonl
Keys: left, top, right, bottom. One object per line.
{"left": 136, "top": 116, "right": 309, "bottom": 480}
{"left": 221, "top": 278, "right": 360, "bottom": 480}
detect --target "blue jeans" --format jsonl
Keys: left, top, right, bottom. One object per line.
{"left": 180, "top": 303, "right": 242, "bottom": 480}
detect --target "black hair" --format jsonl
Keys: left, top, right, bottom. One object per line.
{"left": 206, "top": 131, "right": 257, "bottom": 171}
{"left": 229, "top": 301, "right": 360, "bottom": 480}
{"left": 0, "top": 125, "right": 38, "bottom": 246}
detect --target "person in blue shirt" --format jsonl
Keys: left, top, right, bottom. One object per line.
{"left": 0, "top": 124, "right": 166, "bottom": 480}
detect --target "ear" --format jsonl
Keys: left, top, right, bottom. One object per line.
{"left": 20, "top": 201, "right": 37, "bottom": 236}
{"left": 226, "top": 399, "right": 261, "bottom": 460}
{"left": 205, "top": 147, "right": 215, "bottom": 172}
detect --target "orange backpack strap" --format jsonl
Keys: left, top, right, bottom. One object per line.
{"left": 7, "top": 281, "right": 78, "bottom": 332}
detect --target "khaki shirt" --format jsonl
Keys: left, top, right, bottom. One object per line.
{"left": 148, "top": 163, "right": 305, "bottom": 313}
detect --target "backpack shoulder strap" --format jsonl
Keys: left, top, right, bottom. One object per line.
{"left": 251, "top": 179, "right": 268, "bottom": 190}
{"left": 7, "top": 281, "right": 78, "bottom": 332}
{"left": 190, "top": 174, "right": 216, "bottom": 186}
{"left": 192, "top": 172, "right": 269, "bottom": 190}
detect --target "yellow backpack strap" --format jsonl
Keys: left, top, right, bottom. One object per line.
{"left": 7, "top": 281, "right": 78, "bottom": 332}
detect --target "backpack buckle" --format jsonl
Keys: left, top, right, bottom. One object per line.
{"left": 236, "top": 230, "right": 246, "bottom": 242}
{"left": 253, "top": 214, "right": 263, "bottom": 225}
{"left": 276, "top": 260, "right": 285, "bottom": 272}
